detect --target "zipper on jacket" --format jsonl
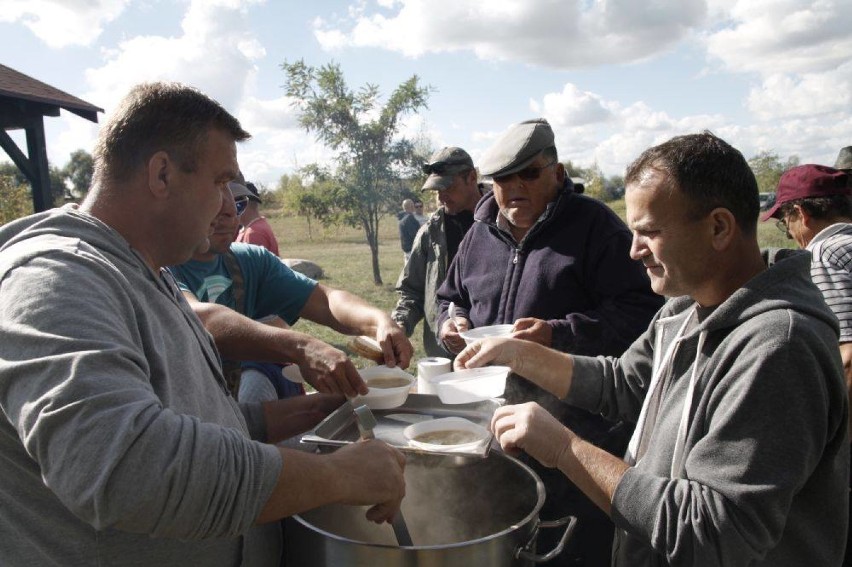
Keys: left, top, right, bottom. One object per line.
{"left": 513, "top": 248, "right": 519, "bottom": 264}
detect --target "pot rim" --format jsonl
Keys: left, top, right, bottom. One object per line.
{"left": 288, "top": 451, "right": 546, "bottom": 550}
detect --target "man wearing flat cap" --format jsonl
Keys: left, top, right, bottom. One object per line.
{"left": 392, "top": 147, "right": 483, "bottom": 357}
{"left": 436, "top": 119, "right": 663, "bottom": 565}
{"left": 836, "top": 145, "right": 852, "bottom": 172}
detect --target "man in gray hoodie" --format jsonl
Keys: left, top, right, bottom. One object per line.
{"left": 0, "top": 82, "right": 405, "bottom": 566}
{"left": 456, "top": 131, "right": 849, "bottom": 566}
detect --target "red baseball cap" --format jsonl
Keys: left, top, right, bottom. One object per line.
{"left": 760, "top": 164, "right": 850, "bottom": 221}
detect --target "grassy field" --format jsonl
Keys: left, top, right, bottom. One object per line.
{"left": 265, "top": 199, "right": 794, "bottom": 368}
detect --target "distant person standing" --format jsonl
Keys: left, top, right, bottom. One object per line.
{"left": 413, "top": 198, "right": 427, "bottom": 225}
{"left": 235, "top": 180, "right": 280, "bottom": 256}
{"left": 392, "top": 147, "right": 482, "bottom": 357}
{"left": 398, "top": 198, "right": 420, "bottom": 262}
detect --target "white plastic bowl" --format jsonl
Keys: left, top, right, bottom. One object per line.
{"left": 403, "top": 417, "right": 491, "bottom": 452}
{"left": 432, "top": 366, "right": 510, "bottom": 404}
{"left": 458, "top": 324, "right": 514, "bottom": 345}
{"left": 352, "top": 365, "right": 415, "bottom": 410}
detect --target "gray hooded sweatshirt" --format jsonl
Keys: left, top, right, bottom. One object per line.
{"left": 0, "top": 206, "right": 282, "bottom": 565}
{"left": 568, "top": 250, "right": 849, "bottom": 566}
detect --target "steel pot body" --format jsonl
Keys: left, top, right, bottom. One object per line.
{"left": 285, "top": 451, "right": 573, "bottom": 566}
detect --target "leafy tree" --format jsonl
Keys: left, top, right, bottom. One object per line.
{"left": 64, "top": 149, "right": 94, "bottom": 197}
{"left": 277, "top": 169, "right": 335, "bottom": 241}
{"left": 748, "top": 150, "right": 800, "bottom": 194}
{"left": 0, "top": 161, "right": 66, "bottom": 207}
{"left": 0, "top": 174, "right": 33, "bottom": 224}
{"left": 282, "top": 60, "right": 431, "bottom": 285}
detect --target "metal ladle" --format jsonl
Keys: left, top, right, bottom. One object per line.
{"left": 353, "top": 404, "right": 414, "bottom": 547}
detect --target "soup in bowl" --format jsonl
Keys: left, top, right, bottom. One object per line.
{"left": 404, "top": 417, "right": 491, "bottom": 453}
{"left": 353, "top": 366, "right": 415, "bottom": 410}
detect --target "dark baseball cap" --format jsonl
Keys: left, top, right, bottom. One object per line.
{"left": 760, "top": 164, "right": 851, "bottom": 221}
{"left": 245, "top": 181, "right": 262, "bottom": 203}
{"left": 422, "top": 147, "right": 474, "bottom": 190}
{"left": 479, "top": 118, "right": 555, "bottom": 178}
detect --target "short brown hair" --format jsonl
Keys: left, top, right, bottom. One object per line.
{"left": 625, "top": 131, "right": 759, "bottom": 233}
{"left": 93, "top": 82, "right": 250, "bottom": 185}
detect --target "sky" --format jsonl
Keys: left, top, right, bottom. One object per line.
{"left": 1, "top": 0, "right": 850, "bottom": 189}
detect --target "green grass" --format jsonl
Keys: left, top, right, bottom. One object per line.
{"left": 264, "top": 200, "right": 795, "bottom": 368}
{"left": 265, "top": 210, "right": 428, "bottom": 367}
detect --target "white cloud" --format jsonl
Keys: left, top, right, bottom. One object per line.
{"left": 530, "top": 84, "right": 615, "bottom": 128}
{"left": 704, "top": 0, "right": 852, "bottom": 75}
{"left": 313, "top": 0, "right": 707, "bottom": 69}
{"left": 745, "top": 65, "right": 852, "bottom": 120}
{"left": 0, "top": 0, "right": 130, "bottom": 48}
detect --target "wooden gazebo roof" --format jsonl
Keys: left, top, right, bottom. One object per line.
{"left": 0, "top": 64, "right": 102, "bottom": 212}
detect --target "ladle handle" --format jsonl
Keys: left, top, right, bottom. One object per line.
{"left": 391, "top": 512, "right": 413, "bottom": 547}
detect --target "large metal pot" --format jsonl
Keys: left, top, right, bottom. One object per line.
{"left": 284, "top": 451, "right": 575, "bottom": 566}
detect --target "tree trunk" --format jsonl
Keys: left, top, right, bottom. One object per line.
{"left": 363, "top": 216, "right": 383, "bottom": 286}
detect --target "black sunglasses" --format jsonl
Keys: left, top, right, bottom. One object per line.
{"left": 422, "top": 161, "right": 468, "bottom": 175}
{"left": 235, "top": 196, "right": 249, "bottom": 215}
{"left": 493, "top": 160, "right": 557, "bottom": 183}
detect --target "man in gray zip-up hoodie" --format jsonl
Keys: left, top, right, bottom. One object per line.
{"left": 456, "top": 132, "right": 849, "bottom": 566}
{"left": 0, "top": 82, "right": 405, "bottom": 566}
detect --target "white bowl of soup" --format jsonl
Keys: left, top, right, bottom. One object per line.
{"left": 403, "top": 417, "right": 491, "bottom": 453}
{"left": 353, "top": 365, "right": 415, "bottom": 410}
{"left": 458, "top": 324, "right": 514, "bottom": 345}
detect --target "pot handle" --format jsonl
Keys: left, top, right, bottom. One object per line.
{"left": 515, "top": 515, "right": 577, "bottom": 563}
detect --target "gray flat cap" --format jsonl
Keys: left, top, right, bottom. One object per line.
{"left": 422, "top": 147, "right": 474, "bottom": 190}
{"left": 479, "top": 118, "right": 555, "bottom": 178}
{"left": 835, "top": 146, "right": 852, "bottom": 171}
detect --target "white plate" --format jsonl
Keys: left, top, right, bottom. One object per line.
{"left": 433, "top": 366, "right": 510, "bottom": 404}
{"left": 403, "top": 417, "right": 490, "bottom": 453}
{"left": 458, "top": 324, "right": 514, "bottom": 345}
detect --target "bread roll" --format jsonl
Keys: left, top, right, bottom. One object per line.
{"left": 348, "top": 335, "right": 385, "bottom": 363}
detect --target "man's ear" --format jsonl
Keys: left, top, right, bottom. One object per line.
{"left": 794, "top": 204, "right": 813, "bottom": 227}
{"left": 146, "top": 151, "right": 171, "bottom": 201}
{"left": 709, "top": 207, "right": 736, "bottom": 250}
{"left": 554, "top": 161, "right": 566, "bottom": 184}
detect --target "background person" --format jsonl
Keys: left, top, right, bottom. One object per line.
{"left": 760, "top": 163, "right": 852, "bottom": 563}
{"left": 392, "top": 146, "right": 482, "bottom": 357}
{"left": 836, "top": 145, "right": 852, "bottom": 172}
{"left": 412, "top": 197, "right": 427, "bottom": 225}
{"left": 0, "top": 81, "right": 405, "bottom": 566}
{"left": 398, "top": 198, "right": 420, "bottom": 262}
{"left": 436, "top": 118, "right": 664, "bottom": 565}
{"left": 171, "top": 181, "right": 413, "bottom": 400}
{"left": 457, "top": 131, "right": 849, "bottom": 567}
{"left": 235, "top": 178, "right": 280, "bottom": 256}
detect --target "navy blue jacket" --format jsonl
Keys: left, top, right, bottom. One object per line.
{"left": 436, "top": 185, "right": 663, "bottom": 358}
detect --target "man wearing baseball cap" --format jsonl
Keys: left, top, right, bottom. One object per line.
{"left": 435, "top": 119, "right": 663, "bottom": 565}
{"left": 392, "top": 146, "right": 482, "bottom": 356}
{"left": 762, "top": 163, "right": 852, "bottom": 560}
{"left": 235, "top": 180, "right": 280, "bottom": 256}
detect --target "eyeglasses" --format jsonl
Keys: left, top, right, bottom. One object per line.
{"left": 234, "top": 196, "right": 249, "bottom": 216}
{"left": 422, "top": 161, "right": 471, "bottom": 176}
{"left": 775, "top": 218, "right": 792, "bottom": 239}
{"left": 493, "top": 160, "right": 557, "bottom": 184}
